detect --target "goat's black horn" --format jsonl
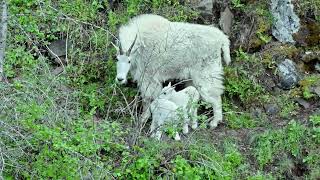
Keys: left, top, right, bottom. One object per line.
{"left": 126, "top": 34, "right": 137, "bottom": 56}
{"left": 117, "top": 39, "right": 124, "bottom": 55}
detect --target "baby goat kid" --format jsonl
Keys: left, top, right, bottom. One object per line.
{"left": 149, "top": 98, "right": 181, "bottom": 141}
{"left": 159, "top": 83, "right": 200, "bottom": 134}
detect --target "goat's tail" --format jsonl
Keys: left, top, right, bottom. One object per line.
{"left": 222, "top": 39, "right": 231, "bottom": 65}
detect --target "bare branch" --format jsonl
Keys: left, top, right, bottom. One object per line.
{"left": 0, "top": 1, "right": 7, "bottom": 82}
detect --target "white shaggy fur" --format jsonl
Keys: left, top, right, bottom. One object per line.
{"left": 115, "top": 14, "right": 231, "bottom": 128}
{"left": 148, "top": 98, "right": 181, "bottom": 141}
{"left": 159, "top": 83, "right": 200, "bottom": 134}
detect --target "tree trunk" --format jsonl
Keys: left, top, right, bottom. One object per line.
{"left": 0, "top": 1, "right": 7, "bottom": 82}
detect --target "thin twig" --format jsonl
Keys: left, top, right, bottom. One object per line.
{"left": 116, "top": 85, "right": 136, "bottom": 122}
{"left": 0, "top": 146, "right": 4, "bottom": 177}
{"left": 45, "top": 44, "right": 66, "bottom": 69}
{"left": 246, "top": 16, "right": 256, "bottom": 52}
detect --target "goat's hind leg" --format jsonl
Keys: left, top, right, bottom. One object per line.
{"left": 194, "top": 80, "right": 223, "bottom": 129}
{"left": 208, "top": 95, "right": 223, "bottom": 128}
{"left": 190, "top": 62, "right": 225, "bottom": 128}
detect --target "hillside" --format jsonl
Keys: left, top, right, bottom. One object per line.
{"left": 0, "top": 0, "right": 319, "bottom": 179}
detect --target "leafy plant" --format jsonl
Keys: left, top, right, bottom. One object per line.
{"left": 4, "top": 45, "right": 37, "bottom": 78}
{"left": 231, "top": 0, "right": 245, "bottom": 9}
{"left": 299, "top": 75, "right": 320, "bottom": 99}
{"left": 254, "top": 130, "right": 284, "bottom": 168}
{"left": 256, "top": 32, "right": 272, "bottom": 44}
{"left": 254, "top": 120, "right": 307, "bottom": 168}
{"left": 309, "top": 115, "right": 320, "bottom": 143}
{"left": 278, "top": 95, "right": 298, "bottom": 118}
{"left": 225, "top": 66, "right": 264, "bottom": 104}
{"left": 172, "top": 155, "right": 202, "bottom": 179}
{"left": 235, "top": 47, "right": 250, "bottom": 61}
{"left": 285, "top": 120, "right": 305, "bottom": 157}
{"left": 224, "top": 103, "right": 257, "bottom": 129}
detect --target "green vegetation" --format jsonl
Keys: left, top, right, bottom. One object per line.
{"left": 1, "top": 0, "right": 319, "bottom": 179}
{"left": 253, "top": 118, "right": 320, "bottom": 177}
{"left": 231, "top": 0, "right": 245, "bottom": 10}
{"left": 224, "top": 51, "right": 265, "bottom": 105}
{"left": 299, "top": 75, "right": 320, "bottom": 99}
{"left": 296, "top": 0, "right": 320, "bottom": 22}
{"left": 231, "top": 1, "right": 274, "bottom": 50}
{"left": 277, "top": 94, "right": 299, "bottom": 119}
{"left": 223, "top": 102, "right": 259, "bottom": 129}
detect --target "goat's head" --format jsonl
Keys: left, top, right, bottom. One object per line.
{"left": 113, "top": 35, "right": 137, "bottom": 84}
{"left": 159, "top": 82, "right": 175, "bottom": 99}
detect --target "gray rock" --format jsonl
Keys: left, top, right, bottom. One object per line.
{"left": 48, "top": 39, "right": 68, "bottom": 57}
{"left": 301, "top": 51, "right": 320, "bottom": 63}
{"left": 273, "top": 87, "right": 282, "bottom": 94}
{"left": 315, "top": 62, "right": 320, "bottom": 72}
{"left": 295, "top": 98, "right": 310, "bottom": 109}
{"left": 301, "top": 51, "right": 320, "bottom": 72}
{"left": 48, "top": 39, "right": 69, "bottom": 65}
{"left": 187, "top": 0, "right": 213, "bottom": 17}
{"left": 219, "top": 6, "right": 233, "bottom": 35}
{"left": 312, "top": 109, "right": 320, "bottom": 117}
{"left": 263, "top": 76, "right": 276, "bottom": 91}
{"left": 270, "top": 0, "right": 300, "bottom": 43}
{"left": 264, "top": 104, "right": 279, "bottom": 115}
{"left": 312, "top": 86, "right": 320, "bottom": 97}
{"left": 251, "top": 108, "right": 263, "bottom": 118}
{"left": 277, "top": 59, "right": 300, "bottom": 89}
{"left": 52, "top": 66, "right": 64, "bottom": 75}
{"left": 234, "top": 23, "right": 251, "bottom": 49}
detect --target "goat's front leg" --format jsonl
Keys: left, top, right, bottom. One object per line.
{"left": 172, "top": 117, "right": 182, "bottom": 140}
{"left": 150, "top": 120, "right": 162, "bottom": 140}
{"left": 182, "top": 110, "right": 190, "bottom": 134}
{"left": 140, "top": 98, "right": 152, "bottom": 123}
{"left": 151, "top": 130, "right": 162, "bottom": 140}
{"left": 150, "top": 118, "right": 157, "bottom": 137}
{"left": 191, "top": 107, "right": 198, "bottom": 130}
{"left": 174, "top": 132, "right": 181, "bottom": 141}
{"left": 139, "top": 80, "right": 162, "bottom": 122}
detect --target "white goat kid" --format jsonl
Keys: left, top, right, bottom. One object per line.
{"left": 148, "top": 98, "right": 181, "bottom": 141}
{"left": 159, "top": 82, "right": 200, "bottom": 134}
{"left": 114, "top": 14, "right": 231, "bottom": 128}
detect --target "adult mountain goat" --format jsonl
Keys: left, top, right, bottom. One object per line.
{"left": 113, "top": 14, "right": 231, "bottom": 128}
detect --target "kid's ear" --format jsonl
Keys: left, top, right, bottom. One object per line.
{"left": 168, "top": 82, "right": 171, "bottom": 87}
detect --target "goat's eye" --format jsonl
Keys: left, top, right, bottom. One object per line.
{"left": 128, "top": 60, "right": 131, "bottom": 63}
{"left": 163, "top": 92, "right": 167, "bottom": 95}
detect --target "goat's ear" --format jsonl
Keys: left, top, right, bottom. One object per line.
{"left": 168, "top": 82, "right": 171, "bottom": 87}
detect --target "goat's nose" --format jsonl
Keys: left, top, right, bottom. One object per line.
{"left": 117, "top": 77, "right": 124, "bottom": 82}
